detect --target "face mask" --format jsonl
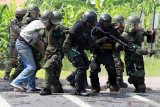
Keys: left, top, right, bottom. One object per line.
{"left": 16, "top": 15, "right": 23, "bottom": 21}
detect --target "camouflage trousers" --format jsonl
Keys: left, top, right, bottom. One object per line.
{"left": 42, "top": 53, "right": 63, "bottom": 92}
{"left": 125, "top": 52, "right": 146, "bottom": 91}
{"left": 113, "top": 51, "right": 124, "bottom": 81}
{"left": 5, "top": 39, "right": 18, "bottom": 74}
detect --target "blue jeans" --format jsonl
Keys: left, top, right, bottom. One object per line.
{"left": 11, "top": 39, "right": 36, "bottom": 90}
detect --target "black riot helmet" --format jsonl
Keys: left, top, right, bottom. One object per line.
{"left": 99, "top": 13, "right": 112, "bottom": 29}
{"left": 83, "top": 10, "right": 97, "bottom": 26}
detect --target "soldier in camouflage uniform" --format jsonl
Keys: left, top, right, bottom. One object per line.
{"left": 106, "top": 15, "right": 128, "bottom": 88}
{"left": 21, "top": 4, "right": 40, "bottom": 26}
{"left": 63, "top": 11, "right": 97, "bottom": 96}
{"left": 39, "top": 10, "right": 65, "bottom": 95}
{"left": 53, "top": 11, "right": 80, "bottom": 88}
{"left": 122, "top": 15, "right": 156, "bottom": 93}
{"left": 53, "top": 11, "right": 63, "bottom": 24}
{"left": 3, "top": 7, "right": 26, "bottom": 80}
{"left": 10, "top": 4, "right": 41, "bottom": 81}
{"left": 53, "top": 11, "right": 69, "bottom": 36}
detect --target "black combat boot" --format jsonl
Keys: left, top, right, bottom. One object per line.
{"left": 40, "top": 88, "right": 52, "bottom": 95}
{"left": 92, "top": 87, "right": 100, "bottom": 93}
{"left": 109, "top": 84, "right": 120, "bottom": 92}
{"left": 133, "top": 82, "right": 146, "bottom": 93}
{"left": 53, "top": 85, "right": 64, "bottom": 93}
{"left": 75, "top": 90, "right": 90, "bottom": 96}
{"left": 134, "top": 89, "right": 146, "bottom": 93}
{"left": 117, "top": 77, "right": 128, "bottom": 88}
{"left": 27, "top": 88, "right": 41, "bottom": 93}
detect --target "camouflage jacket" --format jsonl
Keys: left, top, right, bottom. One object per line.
{"left": 8, "top": 18, "right": 22, "bottom": 39}
{"left": 21, "top": 17, "right": 33, "bottom": 27}
{"left": 122, "top": 28, "right": 146, "bottom": 48}
{"left": 45, "top": 25, "right": 65, "bottom": 55}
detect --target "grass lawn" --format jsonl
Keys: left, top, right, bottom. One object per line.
{"left": 0, "top": 56, "right": 160, "bottom": 79}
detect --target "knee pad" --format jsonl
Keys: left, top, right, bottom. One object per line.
{"left": 43, "top": 55, "right": 60, "bottom": 69}
{"left": 90, "top": 61, "right": 100, "bottom": 72}
{"left": 71, "top": 55, "right": 88, "bottom": 70}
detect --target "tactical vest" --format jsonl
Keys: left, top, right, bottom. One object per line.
{"left": 123, "top": 28, "right": 145, "bottom": 47}
{"left": 45, "top": 25, "right": 65, "bottom": 54}
{"left": 92, "top": 26, "right": 116, "bottom": 52}
{"left": 71, "top": 21, "right": 91, "bottom": 51}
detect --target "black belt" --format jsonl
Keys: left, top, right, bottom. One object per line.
{"left": 18, "top": 36, "right": 32, "bottom": 47}
{"left": 18, "top": 36, "right": 26, "bottom": 42}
